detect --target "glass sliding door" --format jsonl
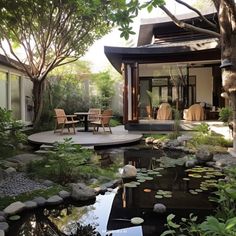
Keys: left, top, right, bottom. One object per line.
{"left": 0, "top": 71, "right": 7, "bottom": 108}
{"left": 10, "top": 74, "right": 21, "bottom": 120}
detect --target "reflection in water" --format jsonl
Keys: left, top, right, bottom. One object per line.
{"left": 9, "top": 144, "right": 219, "bottom": 236}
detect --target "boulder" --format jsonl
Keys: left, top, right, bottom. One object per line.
{"left": 122, "top": 165, "right": 137, "bottom": 178}
{"left": 196, "top": 149, "right": 213, "bottom": 164}
{"left": 3, "top": 202, "right": 25, "bottom": 215}
{"left": 153, "top": 203, "right": 166, "bottom": 214}
{"left": 71, "top": 183, "right": 96, "bottom": 201}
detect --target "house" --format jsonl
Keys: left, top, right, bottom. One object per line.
{"left": 105, "top": 12, "right": 223, "bottom": 131}
{"left": 0, "top": 54, "right": 33, "bottom": 124}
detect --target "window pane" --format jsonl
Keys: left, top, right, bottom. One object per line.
{"left": 11, "top": 74, "right": 21, "bottom": 120}
{"left": 0, "top": 71, "right": 7, "bottom": 108}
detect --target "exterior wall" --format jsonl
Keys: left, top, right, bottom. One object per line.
{"left": 0, "top": 63, "right": 33, "bottom": 124}
{"left": 189, "top": 67, "right": 213, "bottom": 105}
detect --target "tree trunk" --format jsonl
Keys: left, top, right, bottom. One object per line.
{"left": 32, "top": 79, "right": 46, "bottom": 128}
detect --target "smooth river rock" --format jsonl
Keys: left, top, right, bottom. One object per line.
{"left": 0, "top": 222, "right": 9, "bottom": 232}
{"left": 122, "top": 165, "right": 137, "bottom": 178}
{"left": 3, "top": 201, "right": 25, "bottom": 215}
{"left": 46, "top": 195, "right": 63, "bottom": 205}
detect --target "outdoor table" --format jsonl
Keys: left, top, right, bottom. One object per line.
{"left": 74, "top": 112, "right": 90, "bottom": 132}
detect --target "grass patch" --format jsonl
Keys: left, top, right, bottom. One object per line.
{"left": 0, "top": 185, "right": 65, "bottom": 210}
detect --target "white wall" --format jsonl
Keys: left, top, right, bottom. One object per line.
{"left": 0, "top": 64, "right": 33, "bottom": 123}
{"left": 189, "top": 67, "right": 213, "bottom": 105}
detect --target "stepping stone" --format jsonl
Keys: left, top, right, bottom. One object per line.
{"left": 58, "top": 190, "right": 71, "bottom": 199}
{"left": 47, "top": 195, "right": 63, "bottom": 205}
{"left": 32, "top": 197, "right": 46, "bottom": 207}
{"left": 4, "top": 202, "right": 26, "bottom": 215}
{"left": 24, "top": 201, "right": 37, "bottom": 209}
{"left": 0, "top": 229, "right": 5, "bottom": 236}
{"left": 0, "top": 222, "right": 8, "bottom": 233}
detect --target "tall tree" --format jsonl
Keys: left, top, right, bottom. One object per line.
{"left": 114, "top": 0, "right": 236, "bottom": 154}
{"left": 0, "top": 0, "right": 127, "bottom": 126}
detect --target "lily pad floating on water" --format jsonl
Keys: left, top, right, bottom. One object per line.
{"left": 189, "top": 190, "right": 198, "bottom": 195}
{"left": 188, "top": 173, "right": 202, "bottom": 178}
{"left": 124, "top": 183, "right": 138, "bottom": 188}
{"left": 131, "top": 217, "right": 144, "bottom": 225}
{"left": 155, "top": 195, "right": 163, "bottom": 199}
{"left": 9, "top": 215, "right": 21, "bottom": 221}
{"left": 183, "top": 177, "right": 190, "bottom": 181}
{"left": 137, "top": 179, "right": 146, "bottom": 183}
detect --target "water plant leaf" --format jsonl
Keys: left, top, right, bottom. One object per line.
{"left": 167, "top": 214, "right": 180, "bottom": 228}
{"left": 131, "top": 217, "right": 144, "bottom": 225}
{"left": 160, "top": 230, "right": 176, "bottom": 236}
{"left": 9, "top": 215, "right": 21, "bottom": 221}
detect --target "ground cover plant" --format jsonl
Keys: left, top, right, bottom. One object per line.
{"left": 187, "top": 123, "right": 232, "bottom": 152}
{"left": 0, "top": 108, "right": 27, "bottom": 159}
{"left": 26, "top": 138, "right": 122, "bottom": 186}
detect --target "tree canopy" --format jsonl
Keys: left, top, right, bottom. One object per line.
{"left": 0, "top": 0, "right": 132, "bottom": 124}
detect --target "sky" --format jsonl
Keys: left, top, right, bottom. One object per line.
{"left": 82, "top": 0, "right": 213, "bottom": 72}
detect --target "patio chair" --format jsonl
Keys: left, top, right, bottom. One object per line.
{"left": 90, "top": 109, "right": 112, "bottom": 134}
{"left": 183, "top": 104, "right": 205, "bottom": 121}
{"left": 54, "top": 108, "right": 79, "bottom": 134}
{"left": 88, "top": 108, "right": 101, "bottom": 123}
{"left": 156, "top": 103, "right": 172, "bottom": 120}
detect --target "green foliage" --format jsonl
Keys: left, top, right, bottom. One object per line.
{"left": 93, "top": 71, "right": 115, "bottom": 110}
{"left": 199, "top": 216, "right": 236, "bottom": 236}
{"left": 194, "top": 123, "right": 210, "bottom": 135}
{"left": 161, "top": 213, "right": 200, "bottom": 236}
{"left": 0, "top": 108, "right": 27, "bottom": 152}
{"left": 219, "top": 107, "right": 233, "bottom": 123}
{"left": 26, "top": 138, "right": 121, "bottom": 185}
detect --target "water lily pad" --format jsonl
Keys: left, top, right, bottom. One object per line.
{"left": 9, "top": 215, "right": 21, "bottom": 221}
{"left": 124, "top": 183, "right": 137, "bottom": 188}
{"left": 189, "top": 174, "right": 202, "bottom": 178}
{"left": 164, "top": 194, "right": 172, "bottom": 198}
{"left": 195, "top": 189, "right": 203, "bottom": 193}
{"left": 155, "top": 195, "right": 163, "bottom": 199}
{"left": 189, "top": 190, "right": 198, "bottom": 195}
{"left": 183, "top": 178, "right": 190, "bottom": 181}
{"left": 131, "top": 217, "right": 144, "bottom": 225}
{"left": 137, "top": 179, "right": 146, "bottom": 183}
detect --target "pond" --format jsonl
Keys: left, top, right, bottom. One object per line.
{"left": 8, "top": 143, "right": 222, "bottom": 236}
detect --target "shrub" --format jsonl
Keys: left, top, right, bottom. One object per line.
{"left": 219, "top": 107, "right": 233, "bottom": 123}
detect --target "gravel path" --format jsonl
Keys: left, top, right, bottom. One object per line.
{"left": 0, "top": 173, "right": 48, "bottom": 197}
